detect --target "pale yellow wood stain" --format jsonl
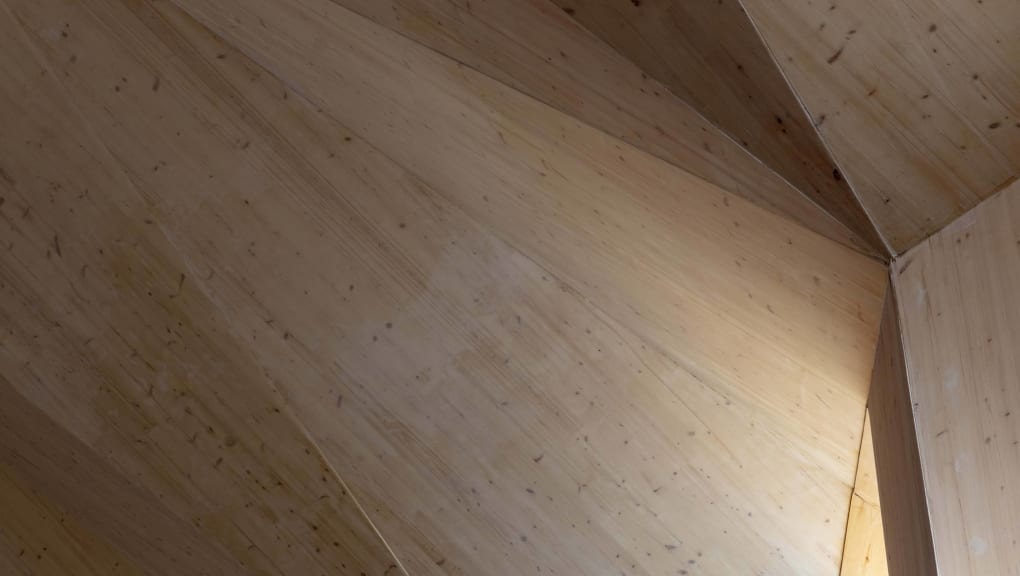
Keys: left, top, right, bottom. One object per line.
{"left": 743, "top": 0, "right": 1020, "bottom": 253}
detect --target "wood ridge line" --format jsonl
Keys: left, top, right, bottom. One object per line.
{"left": 837, "top": 403, "right": 872, "bottom": 576}
{"left": 329, "top": 0, "right": 885, "bottom": 261}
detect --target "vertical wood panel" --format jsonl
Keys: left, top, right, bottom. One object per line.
{"left": 867, "top": 284, "right": 937, "bottom": 575}
{"left": 840, "top": 410, "right": 888, "bottom": 576}
{"left": 895, "top": 179, "right": 1020, "bottom": 574}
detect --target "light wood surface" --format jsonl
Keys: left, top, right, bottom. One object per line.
{"left": 840, "top": 410, "right": 888, "bottom": 576}
{"left": 0, "top": 378, "right": 240, "bottom": 576}
{"left": 0, "top": 6, "right": 402, "bottom": 572}
{"left": 895, "top": 178, "right": 1020, "bottom": 575}
{"left": 743, "top": 0, "right": 1020, "bottom": 253}
{"left": 1, "top": 0, "right": 887, "bottom": 573}
{"left": 867, "top": 284, "right": 936, "bottom": 576}
{"left": 321, "top": 0, "right": 882, "bottom": 257}
{"left": 548, "top": 0, "right": 887, "bottom": 256}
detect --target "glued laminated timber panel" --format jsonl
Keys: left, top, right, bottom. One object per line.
{"left": 895, "top": 179, "right": 1020, "bottom": 575}
{"left": 547, "top": 0, "right": 887, "bottom": 257}
{"left": 839, "top": 410, "right": 889, "bottom": 576}
{"left": 0, "top": 6, "right": 401, "bottom": 573}
{"left": 330, "top": 0, "right": 884, "bottom": 257}
{"left": 867, "top": 285, "right": 937, "bottom": 576}
{"left": 2, "top": 0, "right": 886, "bottom": 573}
{"left": 742, "top": 0, "right": 1020, "bottom": 253}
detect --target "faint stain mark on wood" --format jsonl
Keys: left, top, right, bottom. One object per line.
{"left": 0, "top": 166, "right": 15, "bottom": 187}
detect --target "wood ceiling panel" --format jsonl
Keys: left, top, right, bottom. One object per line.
{"left": 2, "top": 0, "right": 888, "bottom": 572}
{"left": 866, "top": 284, "right": 937, "bottom": 576}
{"left": 839, "top": 410, "right": 888, "bottom": 576}
{"left": 548, "top": 0, "right": 887, "bottom": 256}
{"left": 0, "top": 5, "right": 402, "bottom": 572}
{"left": 742, "top": 0, "right": 1020, "bottom": 253}
{"left": 0, "top": 379, "right": 230, "bottom": 576}
{"left": 327, "top": 0, "right": 883, "bottom": 257}
{"left": 895, "top": 179, "right": 1020, "bottom": 574}
{"left": 118, "top": 0, "right": 880, "bottom": 571}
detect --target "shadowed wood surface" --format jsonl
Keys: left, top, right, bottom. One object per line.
{"left": 867, "top": 285, "right": 936, "bottom": 576}
{"left": 0, "top": 378, "right": 243, "bottom": 576}
{"left": 743, "top": 0, "right": 1020, "bottom": 253}
{"left": 548, "top": 0, "right": 887, "bottom": 257}
{"left": 1, "top": 0, "right": 887, "bottom": 573}
{"left": 895, "top": 179, "right": 1020, "bottom": 575}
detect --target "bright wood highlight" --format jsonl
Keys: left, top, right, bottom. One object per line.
{"left": 840, "top": 410, "right": 888, "bottom": 576}
{"left": 331, "top": 0, "right": 882, "bottom": 257}
{"left": 0, "top": 0, "right": 888, "bottom": 573}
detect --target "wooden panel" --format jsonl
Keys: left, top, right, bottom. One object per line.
{"left": 895, "top": 178, "right": 1020, "bottom": 574}
{"left": 548, "top": 0, "right": 887, "bottom": 256}
{"left": 840, "top": 410, "right": 888, "bottom": 576}
{"left": 0, "top": 378, "right": 230, "bottom": 576}
{"left": 3, "top": 0, "right": 887, "bottom": 573}
{"left": 743, "top": 0, "right": 1020, "bottom": 253}
{"left": 867, "top": 283, "right": 938, "bottom": 576}
{"left": 172, "top": 0, "right": 881, "bottom": 571}
{"left": 0, "top": 7, "right": 402, "bottom": 574}
{"left": 329, "top": 0, "right": 883, "bottom": 257}
{"left": 0, "top": 469, "right": 145, "bottom": 576}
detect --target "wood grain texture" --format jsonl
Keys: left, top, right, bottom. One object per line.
{"left": 840, "top": 410, "right": 888, "bottom": 576}
{"left": 867, "top": 282, "right": 937, "bottom": 576}
{"left": 174, "top": 0, "right": 883, "bottom": 571}
{"left": 2, "top": 0, "right": 887, "bottom": 573}
{"left": 742, "top": 0, "right": 1020, "bottom": 253}
{"left": 548, "top": 0, "right": 887, "bottom": 256}
{"left": 0, "top": 466, "right": 146, "bottom": 576}
{"left": 0, "top": 4, "right": 402, "bottom": 573}
{"left": 0, "top": 378, "right": 236, "bottom": 576}
{"left": 329, "top": 0, "right": 883, "bottom": 258}
{"left": 895, "top": 178, "right": 1020, "bottom": 574}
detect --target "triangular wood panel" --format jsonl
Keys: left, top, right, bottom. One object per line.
{"left": 550, "top": 0, "right": 888, "bottom": 257}
{"left": 0, "top": 0, "right": 896, "bottom": 574}
{"left": 741, "top": 0, "right": 1020, "bottom": 253}
{"left": 0, "top": 5, "right": 401, "bottom": 572}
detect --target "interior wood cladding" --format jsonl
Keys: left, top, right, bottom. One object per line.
{"left": 332, "top": 0, "right": 883, "bottom": 257}
{"left": 742, "top": 0, "right": 1020, "bottom": 253}
{"left": 549, "top": 0, "right": 888, "bottom": 256}
{"left": 895, "top": 179, "right": 1020, "bottom": 574}
{"left": 867, "top": 284, "right": 937, "bottom": 576}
